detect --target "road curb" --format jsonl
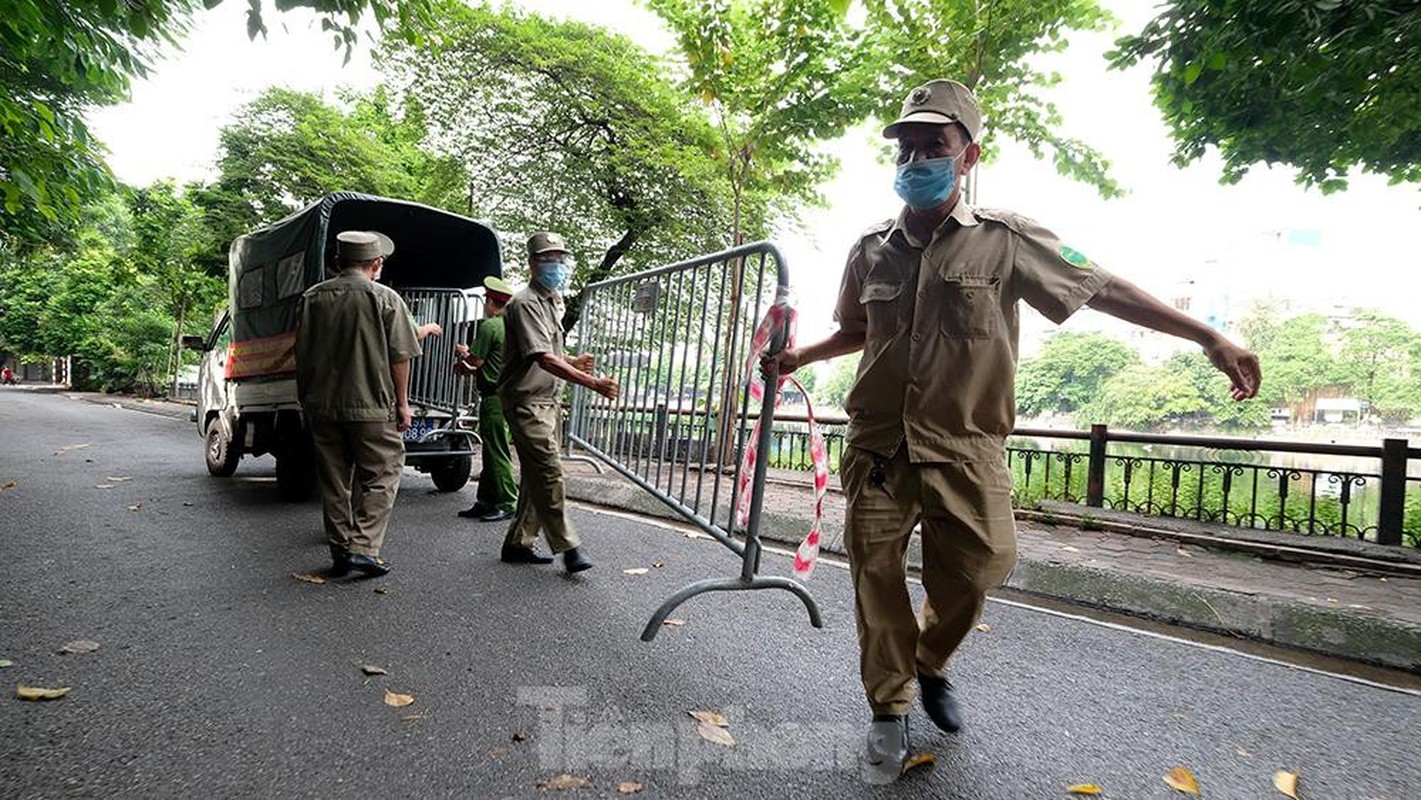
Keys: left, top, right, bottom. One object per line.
{"left": 565, "top": 475, "right": 1421, "bottom": 673}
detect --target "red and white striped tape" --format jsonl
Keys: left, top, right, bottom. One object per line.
{"left": 735, "top": 291, "right": 828, "bottom": 579}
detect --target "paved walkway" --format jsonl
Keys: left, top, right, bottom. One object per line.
{"left": 45, "top": 387, "right": 1421, "bottom": 672}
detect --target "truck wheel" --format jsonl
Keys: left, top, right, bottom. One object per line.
{"left": 205, "top": 420, "right": 240, "bottom": 477}
{"left": 276, "top": 439, "right": 317, "bottom": 502}
{"left": 430, "top": 455, "right": 473, "bottom": 493}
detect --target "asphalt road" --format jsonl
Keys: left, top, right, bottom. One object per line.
{"left": 2, "top": 389, "right": 1418, "bottom": 799}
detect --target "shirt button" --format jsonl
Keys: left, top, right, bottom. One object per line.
{"left": 911, "top": 332, "right": 921, "bottom": 342}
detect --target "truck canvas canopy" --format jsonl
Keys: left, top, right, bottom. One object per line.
{"left": 227, "top": 191, "right": 501, "bottom": 379}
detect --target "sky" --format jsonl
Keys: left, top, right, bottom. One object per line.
{"left": 87, "top": 0, "right": 1421, "bottom": 360}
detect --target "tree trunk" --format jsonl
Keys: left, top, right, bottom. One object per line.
{"left": 561, "top": 226, "right": 641, "bottom": 333}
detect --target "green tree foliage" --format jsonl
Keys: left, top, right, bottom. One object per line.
{"left": 859, "top": 0, "right": 1123, "bottom": 197}
{"left": 127, "top": 182, "right": 226, "bottom": 394}
{"left": 1109, "top": 1, "right": 1421, "bottom": 191}
{"left": 1015, "top": 331, "right": 1137, "bottom": 417}
{"left": 190, "top": 86, "right": 467, "bottom": 273}
{"left": 1163, "top": 351, "right": 1271, "bottom": 430}
{"left": 646, "top": 0, "right": 884, "bottom": 240}
{"left": 1078, "top": 362, "right": 1205, "bottom": 432}
{"left": 812, "top": 354, "right": 861, "bottom": 410}
{"left": 1254, "top": 313, "right": 1335, "bottom": 407}
{"left": 0, "top": 184, "right": 223, "bottom": 393}
{"left": 1334, "top": 311, "right": 1421, "bottom": 424}
{"left": 384, "top": 2, "right": 741, "bottom": 327}
{"left": 1, "top": 0, "right": 437, "bottom": 249}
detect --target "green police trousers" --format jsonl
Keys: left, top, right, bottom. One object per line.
{"left": 475, "top": 394, "right": 517, "bottom": 513}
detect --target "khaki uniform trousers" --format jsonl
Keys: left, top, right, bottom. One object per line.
{"left": 840, "top": 445, "right": 1018, "bottom": 716}
{"left": 310, "top": 419, "right": 405, "bottom": 557}
{"left": 503, "top": 402, "right": 580, "bottom": 554}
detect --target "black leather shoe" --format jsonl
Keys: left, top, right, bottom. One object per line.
{"left": 348, "top": 553, "right": 392, "bottom": 577}
{"left": 918, "top": 672, "right": 962, "bottom": 732}
{"left": 562, "top": 547, "right": 593, "bottom": 574}
{"left": 327, "top": 547, "right": 351, "bottom": 578}
{"left": 501, "top": 545, "right": 554, "bottom": 565}
{"left": 457, "top": 504, "right": 492, "bottom": 519}
{"left": 479, "top": 508, "right": 514, "bottom": 522}
{"left": 863, "top": 714, "right": 910, "bottom": 783}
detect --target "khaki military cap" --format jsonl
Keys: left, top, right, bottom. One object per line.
{"left": 527, "top": 231, "right": 568, "bottom": 257}
{"left": 483, "top": 275, "right": 514, "bottom": 302}
{"left": 335, "top": 230, "right": 395, "bottom": 261}
{"left": 882, "top": 79, "right": 982, "bottom": 142}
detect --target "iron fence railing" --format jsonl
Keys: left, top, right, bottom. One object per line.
{"left": 762, "top": 416, "right": 1419, "bottom": 548}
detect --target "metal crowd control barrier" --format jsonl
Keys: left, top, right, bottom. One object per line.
{"left": 400, "top": 288, "right": 478, "bottom": 448}
{"left": 566, "top": 242, "right": 823, "bottom": 641}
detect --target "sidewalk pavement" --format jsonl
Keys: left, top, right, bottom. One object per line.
{"left": 559, "top": 458, "right": 1421, "bottom": 674}
{"left": 53, "top": 387, "right": 1419, "bottom": 673}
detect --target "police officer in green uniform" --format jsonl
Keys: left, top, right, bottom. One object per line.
{"left": 296, "top": 230, "right": 422, "bottom": 578}
{"left": 497, "top": 232, "right": 620, "bottom": 573}
{"left": 765, "top": 80, "right": 1261, "bottom": 778}
{"left": 455, "top": 276, "right": 518, "bottom": 522}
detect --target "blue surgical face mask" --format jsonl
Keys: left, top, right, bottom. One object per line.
{"left": 536, "top": 259, "right": 571, "bottom": 291}
{"left": 893, "top": 154, "right": 958, "bottom": 210}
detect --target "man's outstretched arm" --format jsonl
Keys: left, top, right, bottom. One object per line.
{"left": 1087, "top": 275, "right": 1261, "bottom": 400}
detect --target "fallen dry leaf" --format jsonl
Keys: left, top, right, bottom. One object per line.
{"left": 374, "top": 586, "right": 389, "bottom": 594}
{"left": 292, "top": 572, "right": 327, "bottom": 585}
{"left": 623, "top": 568, "right": 650, "bottom": 576}
{"left": 536, "top": 774, "right": 592, "bottom": 791}
{"left": 684, "top": 531, "right": 711, "bottom": 540}
{"left": 1164, "top": 766, "right": 1201, "bottom": 795}
{"left": 1067, "top": 784, "right": 1103, "bottom": 795}
{"left": 0, "top": 659, "right": 12, "bottom": 668}
{"left": 16, "top": 684, "right": 70, "bottom": 701}
{"left": 651, "top": 561, "right": 665, "bottom": 569}
{"left": 58, "top": 640, "right": 99, "bottom": 655}
{"left": 95, "top": 484, "right": 114, "bottom": 489}
{"left": 383, "top": 689, "right": 415, "bottom": 707}
{"left": 662, "top": 619, "right": 686, "bottom": 627}
{"left": 975, "top": 623, "right": 992, "bottom": 633}
{"left": 1176, "top": 547, "right": 1195, "bottom": 558}
{"left": 688, "top": 710, "right": 728, "bottom": 727}
{"left": 1060, "top": 545, "right": 1080, "bottom": 553}
{"left": 1237, "top": 747, "right": 1254, "bottom": 757}
{"left": 126, "top": 502, "right": 142, "bottom": 512}
{"left": 902, "top": 753, "right": 935, "bottom": 774}
{"left": 0, "top": 480, "right": 16, "bottom": 491}
{"left": 55, "top": 443, "right": 90, "bottom": 455}
{"left": 616, "top": 781, "right": 645, "bottom": 795}
{"left": 695, "top": 721, "right": 735, "bottom": 747}
{"left": 106, "top": 476, "right": 132, "bottom": 483}
{"left": 1274, "top": 770, "right": 1300, "bottom": 799}
{"left": 488, "top": 747, "right": 510, "bottom": 758}
{"left": 360, "top": 665, "right": 388, "bottom": 676}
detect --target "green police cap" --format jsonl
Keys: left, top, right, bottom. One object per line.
{"left": 527, "top": 231, "right": 568, "bottom": 257}
{"left": 882, "top": 79, "right": 982, "bottom": 142}
{"left": 483, "top": 276, "right": 513, "bottom": 302}
{"left": 335, "top": 230, "right": 395, "bottom": 261}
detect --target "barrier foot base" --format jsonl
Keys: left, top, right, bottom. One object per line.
{"left": 640, "top": 575, "right": 824, "bottom": 642}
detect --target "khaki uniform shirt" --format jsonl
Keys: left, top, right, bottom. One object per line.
{"left": 834, "top": 201, "right": 1111, "bottom": 462}
{"left": 295, "top": 270, "right": 422, "bottom": 422}
{"left": 497, "top": 285, "right": 565, "bottom": 406}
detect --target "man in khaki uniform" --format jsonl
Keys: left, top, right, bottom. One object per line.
{"left": 497, "top": 232, "right": 619, "bottom": 573}
{"left": 767, "top": 80, "right": 1261, "bottom": 776}
{"left": 296, "top": 230, "right": 422, "bottom": 578}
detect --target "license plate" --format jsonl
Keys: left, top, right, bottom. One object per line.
{"left": 403, "top": 417, "right": 436, "bottom": 442}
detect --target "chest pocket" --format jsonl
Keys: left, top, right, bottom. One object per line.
{"left": 859, "top": 280, "right": 905, "bottom": 341}
{"left": 938, "top": 275, "right": 1000, "bottom": 339}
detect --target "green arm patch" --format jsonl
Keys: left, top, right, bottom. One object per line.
{"left": 1059, "top": 245, "right": 1092, "bottom": 269}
